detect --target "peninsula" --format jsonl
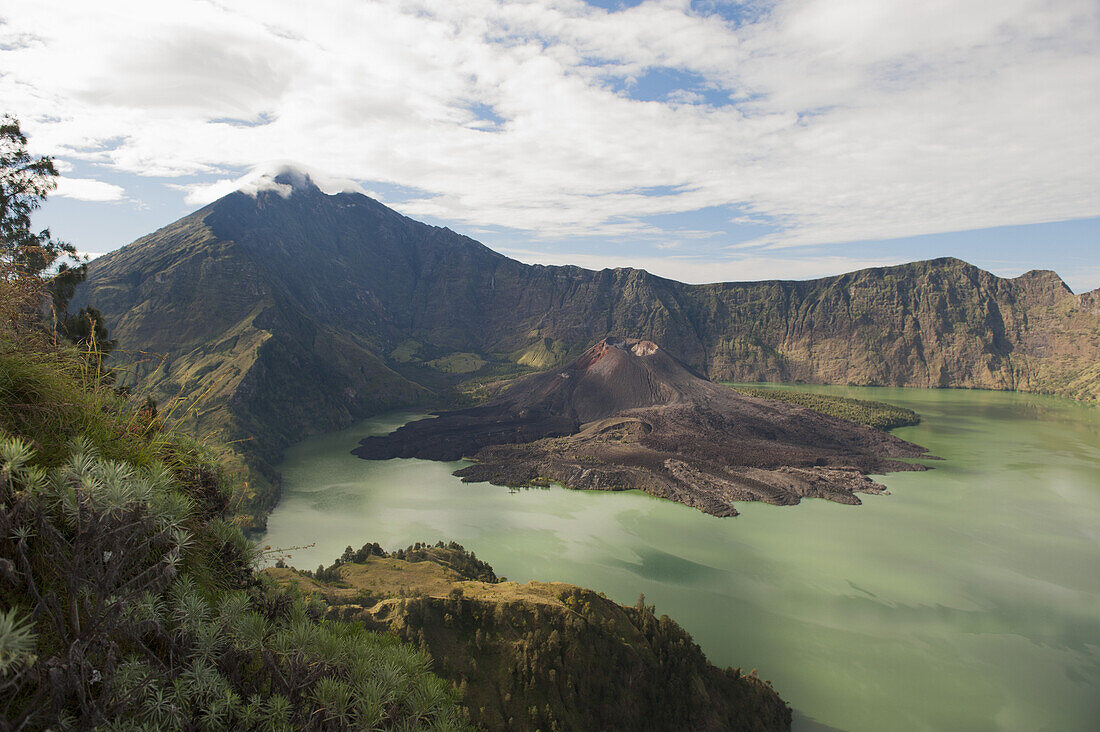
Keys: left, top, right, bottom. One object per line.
{"left": 353, "top": 337, "right": 932, "bottom": 516}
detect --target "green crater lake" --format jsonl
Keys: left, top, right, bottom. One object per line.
{"left": 260, "top": 386, "right": 1100, "bottom": 731}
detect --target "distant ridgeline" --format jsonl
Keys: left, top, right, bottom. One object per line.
{"left": 270, "top": 541, "right": 792, "bottom": 732}
{"left": 72, "top": 169, "right": 1100, "bottom": 528}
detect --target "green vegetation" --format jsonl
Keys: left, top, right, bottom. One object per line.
{"left": 514, "top": 337, "right": 571, "bottom": 369}
{"left": 390, "top": 339, "right": 423, "bottom": 363}
{"left": 0, "top": 343, "right": 466, "bottom": 728}
{"left": 1, "top": 114, "right": 85, "bottom": 301}
{"left": 301, "top": 541, "right": 501, "bottom": 586}
{"left": 426, "top": 352, "right": 488, "bottom": 374}
{"left": 274, "top": 543, "right": 792, "bottom": 732}
{"left": 0, "top": 441, "right": 466, "bottom": 728}
{"left": 731, "top": 385, "right": 920, "bottom": 430}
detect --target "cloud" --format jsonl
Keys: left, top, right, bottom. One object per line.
{"left": 1, "top": 0, "right": 1097, "bottom": 248}
{"left": 52, "top": 176, "right": 128, "bottom": 202}
{"left": 174, "top": 161, "right": 367, "bottom": 206}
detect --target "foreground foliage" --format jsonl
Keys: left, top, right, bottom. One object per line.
{"left": 0, "top": 331, "right": 466, "bottom": 730}
{"left": 732, "top": 385, "right": 920, "bottom": 431}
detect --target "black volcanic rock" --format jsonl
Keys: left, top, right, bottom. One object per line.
{"left": 353, "top": 337, "right": 709, "bottom": 461}
{"left": 355, "top": 337, "right": 932, "bottom": 516}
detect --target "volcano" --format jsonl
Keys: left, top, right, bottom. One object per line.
{"left": 353, "top": 337, "right": 932, "bottom": 516}
{"left": 72, "top": 168, "right": 1098, "bottom": 528}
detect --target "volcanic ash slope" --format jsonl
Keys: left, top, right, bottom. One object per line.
{"left": 353, "top": 337, "right": 932, "bottom": 516}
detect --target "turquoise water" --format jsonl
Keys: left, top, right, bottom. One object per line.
{"left": 260, "top": 388, "right": 1100, "bottom": 731}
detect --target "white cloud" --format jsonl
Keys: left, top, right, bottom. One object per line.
{"left": 53, "top": 176, "right": 128, "bottom": 202}
{"left": 175, "top": 161, "right": 367, "bottom": 205}
{"left": 1, "top": 0, "right": 1097, "bottom": 248}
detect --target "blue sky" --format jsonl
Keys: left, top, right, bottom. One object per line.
{"left": 8, "top": 0, "right": 1100, "bottom": 291}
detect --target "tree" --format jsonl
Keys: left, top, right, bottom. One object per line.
{"left": 1, "top": 115, "right": 81, "bottom": 276}
{"left": 1, "top": 114, "right": 99, "bottom": 355}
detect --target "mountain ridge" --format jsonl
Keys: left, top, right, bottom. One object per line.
{"left": 72, "top": 175, "right": 1100, "bottom": 526}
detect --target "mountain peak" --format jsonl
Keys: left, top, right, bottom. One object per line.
{"left": 239, "top": 161, "right": 366, "bottom": 199}
{"left": 576, "top": 337, "right": 660, "bottom": 371}
{"left": 187, "top": 161, "right": 368, "bottom": 205}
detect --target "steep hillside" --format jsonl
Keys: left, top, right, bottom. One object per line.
{"left": 72, "top": 168, "right": 1100, "bottom": 525}
{"left": 270, "top": 542, "right": 792, "bottom": 731}
{"left": 0, "top": 316, "right": 466, "bottom": 730}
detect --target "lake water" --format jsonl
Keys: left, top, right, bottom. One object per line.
{"left": 260, "top": 386, "right": 1100, "bottom": 731}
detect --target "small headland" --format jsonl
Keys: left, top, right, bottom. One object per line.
{"left": 268, "top": 541, "right": 793, "bottom": 731}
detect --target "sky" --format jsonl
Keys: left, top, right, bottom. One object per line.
{"left": 3, "top": 0, "right": 1099, "bottom": 291}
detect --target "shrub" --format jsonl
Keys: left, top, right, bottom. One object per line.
{"left": 0, "top": 331, "right": 467, "bottom": 729}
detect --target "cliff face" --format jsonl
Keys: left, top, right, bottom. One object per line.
{"left": 270, "top": 543, "right": 792, "bottom": 732}
{"left": 688, "top": 263, "right": 1091, "bottom": 394}
{"left": 72, "top": 173, "right": 1100, "bottom": 523}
